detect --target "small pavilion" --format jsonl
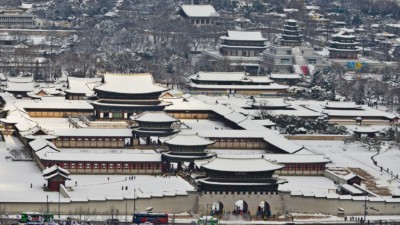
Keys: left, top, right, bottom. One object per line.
{"left": 42, "top": 165, "right": 71, "bottom": 191}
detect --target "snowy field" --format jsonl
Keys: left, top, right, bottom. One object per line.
{"left": 0, "top": 136, "right": 194, "bottom": 202}
{"left": 181, "top": 119, "right": 233, "bottom": 130}
{"left": 292, "top": 140, "right": 400, "bottom": 195}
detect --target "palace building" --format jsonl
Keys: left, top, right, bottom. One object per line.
{"left": 64, "top": 77, "right": 101, "bottom": 100}
{"left": 30, "top": 138, "right": 163, "bottom": 175}
{"left": 132, "top": 111, "right": 180, "bottom": 145}
{"left": 328, "top": 31, "right": 360, "bottom": 59}
{"left": 194, "top": 156, "right": 286, "bottom": 193}
{"left": 91, "top": 73, "right": 171, "bottom": 120}
{"left": 51, "top": 128, "right": 133, "bottom": 148}
{"left": 281, "top": 19, "right": 303, "bottom": 46}
{"left": 179, "top": 5, "right": 219, "bottom": 26}
{"left": 220, "top": 31, "right": 267, "bottom": 57}
{"left": 188, "top": 71, "right": 288, "bottom": 95}
{"left": 162, "top": 133, "right": 216, "bottom": 170}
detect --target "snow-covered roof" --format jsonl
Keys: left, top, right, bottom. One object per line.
{"left": 305, "top": 5, "right": 320, "bottom": 10}
{"left": 263, "top": 154, "right": 331, "bottom": 164}
{"left": 286, "top": 19, "right": 298, "bottom": 23}
{"left": 351, "top": 126, "right": 381, "bottom": 133}
{"left": 20, "top": 3, "right": 33, "bottom": 9}
{"left": 133, "top": 111, "right": 177, "bottom": 123}
{"left": 332, "top": 31, "right": 356, "bottom": 39}
{"left": 252, "top": 119, "right": 276, "bottom": 126}
{"left": 323, "top": 102, "right": 361, "bottom": 110}
{"left": 53, "top": 128, "right": 133, "bottom": 137}
{"left": 191, "top": 72, "right": 245, "bottom": 81}
{"left": 5, "top": 79, "right": 35, "bottom": 92}
{"left": 14, "top": 100, "right": 93, "bottom": 110}
{"left": 270, "top": 73, "right": 302, "bottom": 79}
{"left": 94, "top": 73, "right": 167, "bottom": 94}
{"left": 340, "top": 184, "right": 363, "bottom": 195}
{"left": 42, "top": 165, "right": 70, "bottom": 176}
{"left": 189, "top": 83, "right": 288, "bottom": 90}
{"left": 221, "top": 31, "right": 266, "bottom": 41}
{"left": 342, "top": 173, "right": 364, "bottom": 181}
{"left": 29, "top": 138, "right": 58, "bottom": 152}
{"left": 180, "top": 5, "right": 219, "bottom": 18}
{"left": 190, "top": 72, "right": 273, "bottom": 84}
{"left": 65, "top": 76, "right": 101, "bottom": 95}
{"left": 37, "top": 150, "right": 161, "bottom": 162}
{"left": 165, "top": 133, "right": 214, "bottom": 146}
{"left": 196, "top": 156, "right": 284, "bottom": 172}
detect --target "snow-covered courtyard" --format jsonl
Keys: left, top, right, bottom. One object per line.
{"left": 0, "top": 136, "right": 194, "bottom": 202}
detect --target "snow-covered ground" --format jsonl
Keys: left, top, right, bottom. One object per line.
{"left": 293, "top": 140, "right": 400, "bottom": 195}
{"left": 0, "top": 136, "right": 194, "bottom": 202}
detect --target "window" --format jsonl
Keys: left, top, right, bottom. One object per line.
{"left": 140, "top": 164, "right": 144, "bottom": 169}
{"left": 101, "top": 163, "right": 106, "bottom": 169}
{"left": 124, "top": 163, "right": 129, "bottom": 169}
{"left": 94, "top": 163, "right": 98, "bottom": 169}
{"left": 147, "top": 164, "right": 151, "bottom": 169}
{"left": 86, "top": 163, "right": 91, "bottom": 169}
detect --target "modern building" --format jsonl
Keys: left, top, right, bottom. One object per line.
{"left": 91, "top": 73, "right": 171, "bottom": 120}
{"left": 0, "top": 9, "right": 34, "bottom": 28}
{"left": 328, "top": 31, "right": 360, "bottom": 59}
{"left": 179, "top": 5, "right": 219, "bottom": 26}
{"left": 188, "top": 71, "right": 289, "bottom": 95}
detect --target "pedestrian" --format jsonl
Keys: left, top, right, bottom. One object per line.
{"left": 122, "top": 186, "right": 124, "bottom": 190}
{"left": 30, "top": 183, "right": 32, "bottom": 188}
{"left": 125, "top": 186, "right": 128, "bottom": 190}
{"left": 75, "top": 181, "right": 77, "bottom": 186}
{"left": 108, "top": 177, "right": 109, "bottom": 181}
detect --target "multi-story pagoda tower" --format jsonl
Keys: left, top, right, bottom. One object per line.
{"left": 280, "top": 19, "right": 303, "bottom": 46}
{"left": 328, "top": 31, "right": 360, "bottom": 59}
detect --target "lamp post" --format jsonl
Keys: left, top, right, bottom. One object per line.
{"left": 58, "top": 184, "right": 61, "bottom": 219}
{"left": 364, "top": 194, "right": 367, "bottom": 221}
{"left": 133, "top": 188, "right": 136, "bottom": 214}
{"left": 205, "top": 204, "right": 212, "bottom": 225}
{"left": 125, "top": 197, "right": 128, "bottom": 225}
{"left": 46, "top": 195, "right": 49, "bottom": 214}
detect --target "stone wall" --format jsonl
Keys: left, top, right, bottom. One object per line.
{"left": 1, "top": 192, "right": 198, "bottom": 216}
{"left": 198, "top": 192, "right": 400, "bottom": 216}
{"left": 284, "top": 135, "right": 351, "bottom": 141}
